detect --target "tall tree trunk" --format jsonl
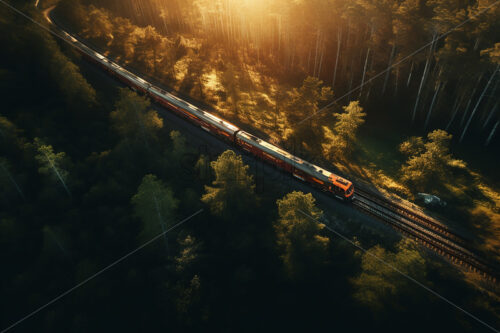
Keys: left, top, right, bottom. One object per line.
{"left": 485, "top": 121, "right": 499, "bottom": 146}
{"left": 460, "top": 65, "right": 499, "bottom": 142}
{"left": 383, "top": 43, "right": 396, "bottom": 94}
{"left": 460, "top": 74, "right": 483, "bottom": 126}
{"left": 359, "top": 48, "right": 370, "bottom": 98}
{"left": 483, "top": 102, "right": 499, "bottom": 129}
{"left": 411, "top": 34, "right": 436, "bottom": 124}
{"left": 348, "top": 59, "right": 354, "bottom": 101}
{"left": 407, "top": 61, "right": 414, "bottom": 87}
{"left": 318, "top": 43, "right": 325, "bottom": 79}
{"left": 446, "top": 93, "right": 464, "bottom": 131}
{"left": 313, "top": 30, "right": 320, "bottom": 77}
{"left": 332, "top": 27, "right": 342, "bottom": 88}
{"left": 424, "top": 81, "right": 442, "bottom": 129}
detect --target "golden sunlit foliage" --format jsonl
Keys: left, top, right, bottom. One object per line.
{"left": 399, "top": 130, "right": 467, "bottom": 192}
{"left": 201, "top": 150, "right": 256, "bottom": 217}
{"left": 323, "top": 101, "right": 366, "bottom": 160}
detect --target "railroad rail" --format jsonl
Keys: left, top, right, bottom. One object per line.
{"left": 353, "top": 190, "right": 498, "bottom": 282}
{"left": 356, "top": 188, "right": 468, "bottom": 246}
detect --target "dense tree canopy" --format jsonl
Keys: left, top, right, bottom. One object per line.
{"left": 131, "top": 174, "right": 178, "bottom": 242}
{"left": 33, "top": 137, "right": 71, "bottom": 195}
{"left": 323, "top": 100, "right": 366, "bottom": 159}
{"left": 352, "top": 239, "right": 429, "bottom": 313}
{"left": 110, "top": 88, "right": 163, "bottom": 142}
{"left": 274, "top": 191, "right": 329, "bottom": 279}
{"left": 399, "top": 129, "right": 467, "bottom": 192}
{"left": 201, "top": 150, "right": 256, "bottom": 217}
{"left": 60, "top": 0, "right": 500, "bottom": 146}
{"left": 0, "top": 2, "right": 498, "bottom": 332}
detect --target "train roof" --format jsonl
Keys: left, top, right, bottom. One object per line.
{"left": 149, "top": 87, "right": 240, "bottom": 135}
{"left": 64, "top": 30, "right": 351, "bottom": 190}
{"left": 68, "top": 32, "right": 239, "bottom": 136}
{"left": 236, "top": 131, "right": 351, "bottom": 189}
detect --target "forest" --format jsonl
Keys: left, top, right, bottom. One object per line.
{"left": 49, "top": 0, "right": 500, "bottom": 267}
{"left": 53, "top": 0, "right": 500, "bottom": 145}
{"left": 0, "top": 0, "right": 500, "bottom": 332}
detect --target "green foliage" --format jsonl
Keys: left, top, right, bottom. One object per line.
{"left": 47, "top": 40, "right": 97, "bottom": 106}
{"left": 0, "top": 115, "right": 23, "bottom": 155}
{"left": 274, "top": 191, "right": 329, "bottom": 279}
{"left": 352, "top": 239, "right": 428, "bottom": 312}
{"left": 400, "top": 129, "right": 466, "bottom": 192}
{"left": 0, "top": 6, "right": 97, "bottom": 107}
{"left": 323, "top": 101, "right": 366, "bottom": 159}
{"left": 169, "top": 130, "right": 189, "bottom": 160}
{"left": 285, "top": 76, "right": 333, "bottom": 125}
{"left": 110, "top": 88, "right": 163, "bottom": 141}
{"left": 0, "top": 115, "right": 19, "bottom": 141}
{"left": 201, "top": 150, "right": 256, "bottom": 217}
{"left": 284, "top": 77, "right": 333, "bottom": 152}
{"left": 131, "top": 174, "right": 178, "bottom": 242}
{"left": 33, "top": 137, "right": 69, "bottom": 184}
{"left": 11, "top": 16, "right": 97, "bottom": 106}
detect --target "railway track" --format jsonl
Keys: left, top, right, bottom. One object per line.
{"left": 353, "top": 189, "right": 498, "bottom": 282}
{"left": 356, "top": 188, "right": 471, "bottom": 244}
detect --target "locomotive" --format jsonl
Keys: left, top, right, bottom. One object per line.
{"left": 57, "top": 27, "right": 354, "bottom": 201}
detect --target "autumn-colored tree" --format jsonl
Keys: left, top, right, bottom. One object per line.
{"left": 110, "top": 17, "right": 137, "bottom": 61}
{"left": 135, "top": 25, "right": 164, "bottom": 75}
{"left": 274, "top": 191, "right": 329, "bottom": 279}
{"left": 84, "top": 5, "right": 113, "bottom": 43}
{"left": 131, "top": 174, "right": 178, "bottom": 242}
{"left": 323, "top": 100, "right": 366, "bottom": 160}
{"left": 201, "top": 150, "right": 256, "bottom": 217}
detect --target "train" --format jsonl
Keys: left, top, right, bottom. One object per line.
{"left": 55, "top": 24, "right": 354, "bottom": 201}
